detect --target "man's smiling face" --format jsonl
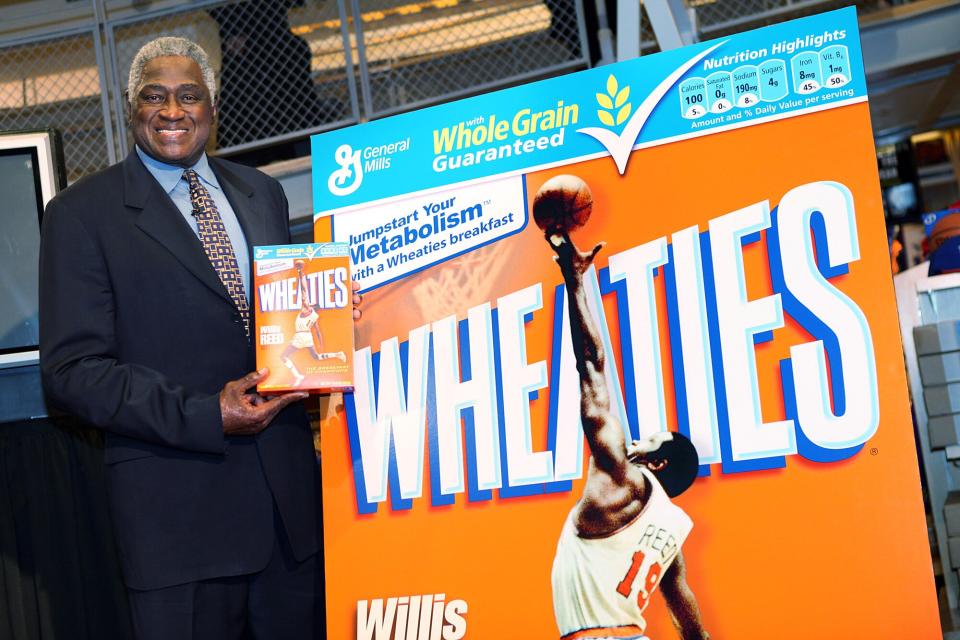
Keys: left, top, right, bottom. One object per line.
{"left": 131, "top": 55, "right": 215, "bottom": 167}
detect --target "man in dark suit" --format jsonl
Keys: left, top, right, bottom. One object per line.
{"left": 39, "top": 36, "right": 336, "bottom": 639}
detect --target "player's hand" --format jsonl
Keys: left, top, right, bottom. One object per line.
{"left": 548, "top": 231, "right": 604, "bottom": 277}
{"left": 220, "top": 368, "right": 308, "bottom": 435}
{"left": 352, "top": 279, "right": 363, "bottom": 321}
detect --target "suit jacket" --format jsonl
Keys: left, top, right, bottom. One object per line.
{"left": 39, "top": 150, "right": 320, "bottom": 590}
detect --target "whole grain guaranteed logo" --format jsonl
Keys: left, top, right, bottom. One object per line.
{"left": 577, "top": 41, "right": 722, "bottom": 174}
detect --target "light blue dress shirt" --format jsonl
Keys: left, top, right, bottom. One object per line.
{"left": 136, "top": 146, "right": 250, "bottom": 299}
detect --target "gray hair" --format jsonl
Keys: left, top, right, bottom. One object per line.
{"left": 127, "top": 36, "right": 217, "bottom": 108}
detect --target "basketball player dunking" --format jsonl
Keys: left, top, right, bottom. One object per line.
{"left": 547, "top": 229, "right": 709, "bottom": 640}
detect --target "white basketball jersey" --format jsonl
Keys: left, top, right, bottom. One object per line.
{"left": 294, "top": 310, "right": 318, "bottom": 333}
{"left": 290, "top": 310, "right": 319, "bottom": 349}
{"left": 552, "top": 468, "right": 693, "bottom": 639}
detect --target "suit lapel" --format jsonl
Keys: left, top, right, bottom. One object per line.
{"left": 123, "top": 151, "right": 234, "bottom": 306}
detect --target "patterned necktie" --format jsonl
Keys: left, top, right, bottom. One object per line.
{"left": 183, "top": 169, "right": 250, "bottom": 337}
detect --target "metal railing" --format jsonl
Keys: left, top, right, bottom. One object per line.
{"left": 0, "top": 0, "right": 926, "bottom": 183}
{"left": 0, "top": 0, "right": 589, "bottom": 182}
{"left": 695, "top": 0, "right": 925, "bottom": 37}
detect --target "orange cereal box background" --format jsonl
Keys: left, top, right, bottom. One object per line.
{"left": 315, "top": 102, "right": 940, "bottom": 638}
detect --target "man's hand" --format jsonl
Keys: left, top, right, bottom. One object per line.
{"left": 548, "top": 232, "right": 604, "bottom": 281}
{"left": 352, "top": 279, "right": 363, "bottom": 320}
{"left": 220, "top": 368, "right": 308, "bottom": 435}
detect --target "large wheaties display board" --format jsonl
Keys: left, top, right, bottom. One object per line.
{"left": 312, "top": 8, "right": 940, "bottom": 639}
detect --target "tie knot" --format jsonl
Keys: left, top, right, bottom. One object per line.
{"left": 183, "top": 168, "right": 201, "bottom": 189}
{"left": 184, "top": 169, "right": 210, "bottom": 218}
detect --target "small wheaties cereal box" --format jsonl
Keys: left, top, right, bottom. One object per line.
{"left": 253, "top": 243, "right": 353, "bottom": 393}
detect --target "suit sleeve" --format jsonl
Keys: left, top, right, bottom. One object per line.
{"left": 39, "top": 198, "right": 226, "bottom": 454}
{"left": 271, "top": 176, "right": 294, "bottom": 243}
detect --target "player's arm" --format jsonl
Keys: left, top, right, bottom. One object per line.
{"left": 660, "top": 552, "right": 709, "bottom": 640}
{"left": 549, "top": 232, "right": 629, "bottom": 479}
{"left": 295, "top": 260, "right": 310, "bottom": 304}
{"left": 295, "top": 261, "right": 327, "bottom": 323}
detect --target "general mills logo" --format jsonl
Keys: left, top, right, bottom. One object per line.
{"left": 328, "top": 143, "right": 363, "bottom": 196}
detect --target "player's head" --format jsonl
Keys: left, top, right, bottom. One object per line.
{"left": 627, "top": 432, "right": 699, "bottom": 498}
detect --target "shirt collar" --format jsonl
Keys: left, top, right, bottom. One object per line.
{"left": 135, "top": 146, "right": 220, "bottom": 195}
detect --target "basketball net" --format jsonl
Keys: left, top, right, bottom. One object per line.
{"left": 412, "top": 242, "right": 509, "bottom": 320}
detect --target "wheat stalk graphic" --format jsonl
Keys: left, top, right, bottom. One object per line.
{"left": 596, "top": 75, "right": 632, "bottom": 127}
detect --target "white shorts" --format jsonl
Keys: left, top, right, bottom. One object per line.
{"left": 290, "top": 332, "right": 313, "bottom": 349}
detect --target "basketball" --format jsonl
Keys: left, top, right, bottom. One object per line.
{"left": 929, "top": 213, "right": 960, "bottom": 252}
{"left": 532, "top": 174, "right": 593, "bottom": 232}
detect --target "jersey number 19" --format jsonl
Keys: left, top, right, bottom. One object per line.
{"left": 615, "top": 550, "right": 662, "bottom": 610}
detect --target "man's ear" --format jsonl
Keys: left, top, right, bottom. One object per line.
{"left": 207, "top": 103, "right": 220, "bottom": 154}
{"left": 123, "top": 91, "right": 132, "bottom": 121}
